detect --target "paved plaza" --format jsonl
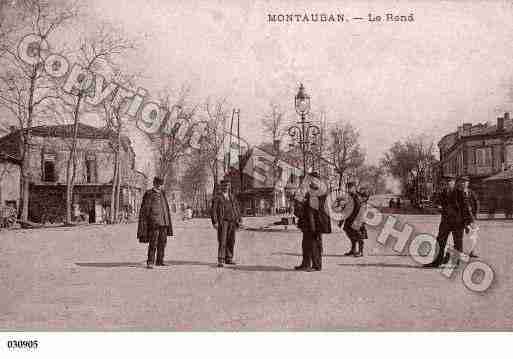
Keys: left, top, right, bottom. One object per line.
{"left": 1, "top": 215, "right": 512, "bottom": 330}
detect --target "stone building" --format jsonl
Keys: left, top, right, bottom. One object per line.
{"left": 0, "top": 123, "right": 147, "bottom": 223}
{"left": 437, "top": 112, "right": 513, "bottom": 209}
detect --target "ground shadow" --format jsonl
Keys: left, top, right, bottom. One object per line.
{"left": 225, "top": 265, "right": 295, "bottom": 272}
{"left": 166, "top": 260, "right": 217, "bottom": 267}
{"left": 75, "top": 260, "right": 216, "bottom": 268}
{"left": 272, "top": 252, "right": 372, "bottom": 258}
{"left": 75, "top": 262, "right": 142, "bottom": 268}
{"left": 338, "top": 262, "right": 427, "bottom": 269}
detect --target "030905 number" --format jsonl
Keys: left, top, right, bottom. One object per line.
{"left": 7, "top": 340, "right": 39, "bottom": 349}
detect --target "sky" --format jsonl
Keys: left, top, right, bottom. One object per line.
{"left": 4, "top": 0, "right": 513, "bottom": 175}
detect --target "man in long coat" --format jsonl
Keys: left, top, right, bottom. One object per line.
{"left": 211, "top": 180, "right": 242, "bottom": 267}
{"left": 424, "top": 175, "right": 473, "bottom": 268}
{"left": 339, "top": 182, "right": 366, "bottom": 257}
{"left": 294, "top": 172, "right": 332, "bottom": 271}
{"left": 137, "top": 177, "right": 173, "bottom": 269}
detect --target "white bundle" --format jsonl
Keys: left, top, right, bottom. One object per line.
{"left": 464, "top": 223, "right": 480, "bottom": 255}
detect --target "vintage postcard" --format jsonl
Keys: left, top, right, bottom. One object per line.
{"left": 0, "top": 0, "right": 512, "bottom": 349}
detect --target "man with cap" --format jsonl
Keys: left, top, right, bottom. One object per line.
{"left": 423, "top": 175, "right": 473, "bottom": 268}
{"left": 457, "top": 175, "right": 480, "bottom": 257}
{"left": 137, "top": 177, "right": 174, "bottom": 269}
{"left": 211, "top": 179, "right": 242, "bottom": 267}
{"left": 294, "top": 172, "right": 331, "bottom": 271}
{"left": 338, "top": 181, "right": 366, "bottom": 257}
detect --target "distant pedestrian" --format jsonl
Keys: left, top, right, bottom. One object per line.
{"left": 294, "top": 172, "right": 331, "bottom": 271}
{"left": 211, "top": 180, "right": 242, "bottom": 267}
{"left": 137, "top": 177, "right": 174, "bottom": 269}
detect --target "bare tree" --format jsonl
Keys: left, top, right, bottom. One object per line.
{"left": 261, "top": 101, "right": 286, "bottom": 212}
{"left": 100, "top": 70, "right": 140, "bottom": 223}
{"left": 261, "top": 101, "right": 285, "bottom": 147}
{"left": 202, "top": 97, "right": 229, "bottom": 187}
{"left": 180, "top": 150, "right": 209, "bottom": 212}
{"left": 51, "top": 26, "right": 135, "bottom": 223}
{"left": 353, "top": 164, "right": 387, "bottom": 194}
{"left": 328, "top": 122, "right": 365, "bottom": 190}
{"left": 0, "top": 0, "right": 77, "bottom": 221}
{"left": 381, "top": 134, "right": 436, "bottom": 203}
{"left": 141, "top": 85, "right": 197, "bottom": 194}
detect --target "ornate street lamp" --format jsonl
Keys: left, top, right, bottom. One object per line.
{"left": 295, "top": 83, "right": 311, "bottom": 117}
{"left": 288, "top": 83, "right": 320, "bottom": 175}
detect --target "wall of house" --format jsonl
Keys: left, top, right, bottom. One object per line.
{"left": 26, "top": 136, "right": 138, "bottom": 185}
{"left": 0, "top": 161, "right": 21, "bottom": 208}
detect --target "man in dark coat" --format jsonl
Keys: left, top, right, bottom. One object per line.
{"left": 424, "top": 175, "right": 473, "bottom": 268}
{"left": 211, "top": 180, "right": 242, "bottom": 267}
{"left": 340, "top": 182, "right": 365, "bottom": 257}
{"left": 294, "top": 172, "right": 331, "bottom": 271}
{"left": 137, "top": 177, "right": 173, "bottom": 269}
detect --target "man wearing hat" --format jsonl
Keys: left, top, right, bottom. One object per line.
{"left": 137, "top": 176, "right": 173, "bottom": 269}
{"left": 424, "top": 175, "right": 473, "bottom": 268}
{"left": 211, "top": 179, "right": 242, "bottom": 267}
{"left": 457, "top": 175, "right": 480, "bottom": 257}
{"left": 338, "top": 181, "right": 366, "bottom": 257}
{"left": 294, "top": 172, "right": 331, "bottom": 271}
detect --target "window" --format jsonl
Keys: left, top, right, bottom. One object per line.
{"left": 289, "top": 173, "right": 296, "bottom": 184}
{"left": 475, "top": 147, "right": 492, "bottom": 166}
{"left": 85, "top": 155, "right": 97, "bottom": 183}
{"left": 42, "top": 153, "right": 56, "bottom": 182}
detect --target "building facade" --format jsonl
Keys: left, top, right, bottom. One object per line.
{"left": 0, "top": 152, "right": 21, "bottom": 211}
{"left": 437, "top": 112, "right": 513, "bottom": 209}
{"left": 0, "top": 124, "right": 147, "bottom": 223}
{"left": 225, "top": 146, "right": 305, "bottom": 215}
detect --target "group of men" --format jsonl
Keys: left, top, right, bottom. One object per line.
{"left": 291, "top": 172, "right": 370, "bottom": 271}
{"left": 137, "top": 177, "right": 241, "bottom": 269}
{"left": 136, "top": 172, "right": 479, "bottom": 271}
{"left": 424, "top": 175, "right": 479, "bottom": 268}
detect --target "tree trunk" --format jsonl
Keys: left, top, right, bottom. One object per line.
{"left": 114, "top": 161, "right": 121, "bottom": 222}
{"left": 19, "top": 158, "right": 30, "bottom": 220}
{"left": 65, "top": 96, "right": 83, "bottom": 224}
{"left": 109, "top": 131, "right": 121, "bottom": 224}
{"left": 109, "top": 150, "right": 119, "bottom": 223}
{"left": 19, "top": 69, "right": 37, "bottom": 222}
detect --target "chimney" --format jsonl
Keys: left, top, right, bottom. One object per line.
{"left": 497, "top": 116, "right": 504, "bottom": 132}
{"left": 462, "top": 123, "right": 472, "bottom": 136}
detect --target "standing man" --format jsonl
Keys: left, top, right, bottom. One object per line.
{"left": 423, "top": 175, "right": 473, "bottom": 268}
{"left": 137, "top": 177, "right": 173, "bottom": 269}
{"left": 341, "top": 182, "right": 365, "bottom": 257}
{"left": 458, "top": 176, "right": 480, "bottom": 257}
{"left": 211, "top": 180, "right": 242, "bottom": 268}
{"left": 294, "top": 172, "right": 331, "bottom": 271}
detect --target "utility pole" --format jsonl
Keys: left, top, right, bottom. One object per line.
{"left": 237, "top": 109, "right": 242, "bottom": 194}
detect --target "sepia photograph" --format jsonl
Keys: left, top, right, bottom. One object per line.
{"left": 0, "top": 0, "right": 512, "bottom": 355}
